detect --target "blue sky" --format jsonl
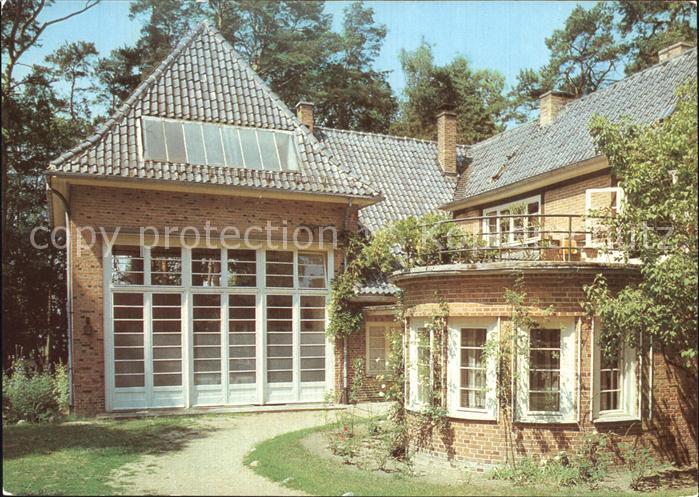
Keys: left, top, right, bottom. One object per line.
{"left": 22, "top": 0, "right": 594, "bottom": 96}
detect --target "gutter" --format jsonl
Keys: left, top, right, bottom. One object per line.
{"left": 46, "top": 182, "right": 74, "bottom": 411}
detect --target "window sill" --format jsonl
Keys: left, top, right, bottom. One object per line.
{"left": 593, "top": 414, "right": 640, "bottom": 424}
{"left": 448, "top": 409, "right": 496, "bottom": 421}
{"left": 516, "top": 413, "right": 577, "bottom": 424}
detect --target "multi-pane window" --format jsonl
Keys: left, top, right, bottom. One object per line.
{"left": 150, "top": 247, "right": 182, "bottom": 285}
{"left": 367, "top": 326, "right": 389, "bottom": 375}
{"left": 300, "top": 296, "right": 325, "bottom": 382}
{"left": 267, "top": 295, "right": 293, "bottom": 383}
{"left": 229, "top": 295, "right": 256, "bottom": 385}
{"left": 141, "top": 117, "right": 300, "bottom": 171}
{"left": 112, "top": 247, "right": 144, "bottom": 285}
{"left": 459, "top": 328, "right": 487, "bottom": 409}
{"left": 192, "top": 294, "right": 222, "bottom": 385}
{"left": 112, "top": 293, "right": 145, "bottom": 387}
{"left": 298, "top": 252, "right": 326, "bottom": 289}
{"left": 528, "top": 328, "right": 561, "bottom": 412}
{"left": 191, "top": 248, "right": 221, "bottom": 287}
{"left": 416, "top": 328, "right": 431, "bottom": 405}
{"left": 600, "top": 352, "right": 621, "bottom": 412}
{"left": 152, "top": 294, "right": 182, "bottom": 386}
{"left": 266, "top": 251, "right": 294, "bottom": 287}
{"left": 228, "top": 250, "right": 256, "bottom": 287}
{"left": 483, "top": 197, "right": 541, "bottom": 246}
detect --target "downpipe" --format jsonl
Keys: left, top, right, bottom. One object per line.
{"left": 341, "top": 198, "right": 354, "bottom": 404}
{"left": 46, "top": 184, "right": 74, "bottom": 410}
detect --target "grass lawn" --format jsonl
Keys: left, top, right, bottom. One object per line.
{"left": 245, "top": 424, "right": 696, "bottom": 497}
{"left": 2, "top": 416, "right": 204, "bottom": 496}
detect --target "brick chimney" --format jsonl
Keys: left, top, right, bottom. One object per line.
{"left": 658, "top": 41, "right": 694, "bottom": 63}
{"left": 437, "top": 109, "right": 457, "bottom": 175}
{"left": 539, "top": 91, "right": 573, "bottom": 126}
{"left": 295, "top": 101, "right": 314, "bottom": 133}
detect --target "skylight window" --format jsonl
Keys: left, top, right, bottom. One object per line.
{"left": 141, "top": 117, "right": 299, "bottom": 171}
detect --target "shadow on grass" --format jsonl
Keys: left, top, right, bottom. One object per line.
{"left": 2, "top": 417, "right": 212, "bottom": 461}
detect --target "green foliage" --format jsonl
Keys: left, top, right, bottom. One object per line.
{"left": 2, "top": 358, "right": 69, "bottom": 423}
{"left": 491, "top": 434, "right": 611, "bottom": 488}
{"left": 508, "top": 2, "right": 696, "bottom": 122}
{"left": 349, "top": 358, "right": 365, "bottom": 403}
{"left": 585, "top": 82, "right": 698, "bottom": 371}
{"left": 390, "top": 41, "right": 508, "bottom": 144}
{"left": 620, "top": 442, "right": 658, "bottom": 489}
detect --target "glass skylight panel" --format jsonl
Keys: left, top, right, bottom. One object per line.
{"left": 163, "top": 120, "right": 186, "bottom": 162}
{"left": 238, "top": 128, "right": 263, "bottom": 170}
{"left": 142, "top": 117, "right": 300, "bottom": 172}
{"left": 183, "top": 122, "right": 206, "bottom": 165}
{"left": 221, "top": 126, "right": 244, "bottom": 168}
{"left": 143, "top": 119, "right": 166, "bottom": 160}
{"left": 202, "top": 125, "right": 225, "bottom": 166}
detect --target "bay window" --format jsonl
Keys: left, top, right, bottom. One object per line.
{"left": 516, "top": 318, "right": 577, "bottom": 423}
{"left": 447, "top": 319, "right": 498, "bottom": 420}
{"left": 592, "top": 318, "right": 639, "bottom": 422}
{"left": 366, "top": 325, "right": 392, "bottom": 376}
{"left": 408, "top": 321, "right": 431, "bottom": 410}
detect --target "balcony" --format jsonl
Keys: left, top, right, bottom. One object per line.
{"left": 419, "top": 213, "right": 630, "bottom": 265}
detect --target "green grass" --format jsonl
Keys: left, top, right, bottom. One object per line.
{"left": 2, "top": 416, "right": 206, "bottom": 495}
{"left": 245, "top": 424, "right": 695, "bottom": 497}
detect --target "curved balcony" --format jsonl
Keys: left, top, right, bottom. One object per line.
{"left": 420, "top": 213, "right": 634, "bottom": 265}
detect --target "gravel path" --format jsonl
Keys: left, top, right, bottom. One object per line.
{"left": 110, "top": 410, "right": 337, "bottom": 496}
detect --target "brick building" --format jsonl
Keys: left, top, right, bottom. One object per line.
{"left": 47, "top": 22, "right": 696, "bottom": 466}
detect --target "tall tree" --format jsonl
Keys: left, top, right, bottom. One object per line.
{"left": 614, "top": 1, "right": 697, "bottom": 75}
{"left": 390, "top": 42, "right": 508, "bottom": 144}
{"left": 312, "top": 1, "right": 397, "bottom": 132}
{"left": 2, "top": 0, "right": 100, "bottom": 366}
{"left": 508, "top": 3, "right": 625, "bottom": 122}
{"left": 585, "top": 82, "right": 698, "bottom": 374}
{"left": 99, "top": 0, "right": 395, "bottom": 131}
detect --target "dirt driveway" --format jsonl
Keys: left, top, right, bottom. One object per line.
{"left": 109, "top": 408, "right": 355, "bottom": 496}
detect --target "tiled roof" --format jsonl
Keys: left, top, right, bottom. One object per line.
{"left": 48, "top": 22, "right": 379, "bottom": 200}
{"left": 316, "top": 127, "right": 466, "bottom": 232}
{"left": 355, "top": 280, "right": 400, "bottom": 296}
{"left": 452, "top": 48, "right": 697, "bottom": 203}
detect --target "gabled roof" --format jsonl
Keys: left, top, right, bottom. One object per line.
{"left": 451, "top": 47, "right": 697, "bottom": 205}
{"left": 48, "top": 22, "right": 379, "bottom": 200}
{"left": 316, "top": 127, "right": 466, "bottom": 232}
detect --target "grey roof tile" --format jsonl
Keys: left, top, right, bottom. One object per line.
{"left": 316, "top": 128, "right": 466, "bottom": 232}
{"left": 453, "top": 48, "right": 697, "bottom": 203}
{"left": 48, "top": 22, "right": 378, "bottom": 200}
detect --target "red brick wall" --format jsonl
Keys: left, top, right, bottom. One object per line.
{"left": 69, "top": 184, "right": 359, "bottom": 414}
{"left": 398, "top": 270, "right": 697, "bottom": 467}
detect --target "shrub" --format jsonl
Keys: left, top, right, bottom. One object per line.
{"left": 620, "top": 442, "right": 657, "bottom": 489}
{"left": 2, "top": 359, "right": 69, "bottom": 423}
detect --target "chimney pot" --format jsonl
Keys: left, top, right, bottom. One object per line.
{"left": 658, "top": 41, "right": 694, "bottom": 63}
{"left": 539, "top": 91, "right": 573, "bottom": 126}
{"left": 437, "top": 109, "right": 457, "bottom": 175}
{"left": 295, "top": 101, "right": 314, "bottom": 133}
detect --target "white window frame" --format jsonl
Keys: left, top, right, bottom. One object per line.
{"left": 585, "top": 187, "right": 624, "bottom": 248}
{"left": 515, "top": 317, "right": 577, "bottom": 423}
{"left": 483, "top": 194, "right": 542, "bottom": 247}
{"left": 591, "top": 318, "right": 640, "bottom": 423}
{"left": 447, "top": 318, "right": 498, "bottom": 420}
{"left": 103, "top": 241, "right": 334, "bottom": 411}
{"left": 407, "top": 318, "right": 432, "bottom": 411}
{"left": 365, "top": 323, "right": 392, "bottom": 377}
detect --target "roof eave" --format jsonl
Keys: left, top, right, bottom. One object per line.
{"left": 442, "top": 155, "right": 609, "bottom": 211}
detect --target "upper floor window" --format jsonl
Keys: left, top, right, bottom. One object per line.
{"left": 142, "top": 117, "right": 299, "bottom": 172}
{"left": 483, "top": 195, "right": 541, "bottom": 246}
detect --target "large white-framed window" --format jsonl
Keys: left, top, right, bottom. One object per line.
{"left": 592, "top": 318, "right": 639, "bottom": 422}
{"left": 483, "top": 195, "right": 541, "bottom": 247}
{"left": 104, "top": 243, "right": 333, "bottom": 411}
{"left": 407, "top": 319, "right": 432, "bottom": 410}
{"left": 585, "top": 187, "right": 624, "bottom": 248}
{"left": 516, "top": 317, "right": 577, "bottom": 423}
{"left": 447, "top": 318, "right": 498, "bottom": 420}
{"left": 365, "top": 323, "right": 393, "bottom": 376}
